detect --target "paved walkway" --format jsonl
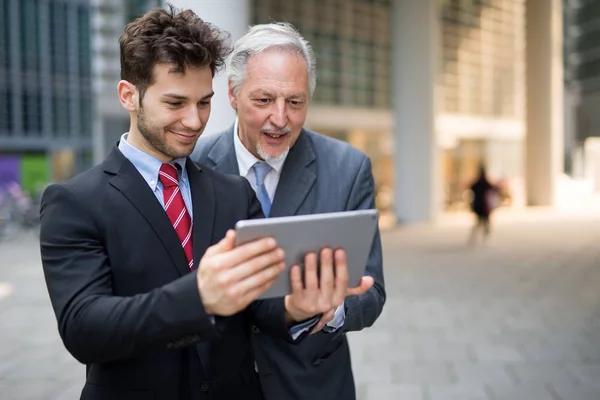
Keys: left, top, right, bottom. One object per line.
{"left": 0, "top": 208, "right": 599, "bottom": 399}
{"left": 351, "top": 209, "right": 600, "bottom": 400}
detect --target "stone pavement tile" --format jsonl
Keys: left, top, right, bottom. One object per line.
{"left": 0, "top": 304, "right": 57, "bottom": 329}
{"left": 521, "top": 342, "right": 585, "bottom": 362}
{"left": 507, "top": 363, "right": 578, "bottom": 385}
{"left": 360, "top": 384, "right": 424, "bottom": 400}
{"left": 488, "top": 330, "right": 549, "bottom": 348}
{"left": 427, "top": 385, "right": 490, "bottom": 400}
{"left": 392, "top": 362, "right": 455, "bottom": 386}
{"left": 577, "top": 341, "right": 600, "bottom": 362}
{"left": 501, "top": 316, "right": 550, "bottom": 331}
{"left": 352, "top": 363, "right": 394, "bottom": 386}
{"left": 444, "top": 328, "right": 503, "bottom": 345}
{"left": 0, "top": 378, "right": 62, "bottom": 400}
{"left": 413, "top": 312, "right": 461, "bottom": 331}
{"left": 360, "top": 341, "right": 420, "bottom": 363}
{"left": 416, "top": 342, "right": 475, "bottom": 362}
{"left": 471, "top": 344, "right": 526, "bottom": 362}
{"left": 3, "top": 346, "right": 77, "bottom": 381}
{"left": 487, "top": 383, "right": 557, "bottom": 400}
{"left": 549, "top": 383, "right": 600, "bottom": 400}
{"left": 564, "top": 364, "right": 600, "bottom": 383}
{"left": 452, "top": 363, "right": 516, "bottom": 386}
{"left": 0, "top": 356, "right": 18, "bottom": 379}
{"left": 50, "top": 380, "right": 85, "bottom": 400}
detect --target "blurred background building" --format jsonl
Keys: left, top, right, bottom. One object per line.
{"left": 0, "top": 0, "right": 93, "bottom": 193}
{"left": 1, "top": 0, "right": 599, "bottom": 226}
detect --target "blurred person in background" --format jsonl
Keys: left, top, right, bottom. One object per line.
{"left": 468, "top": 164, "right": 500, "bottom": 245}
{"left": 193, "top": 22, "right": 385, "bottom": 400}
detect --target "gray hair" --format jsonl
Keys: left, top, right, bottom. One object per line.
{"left": 227, "top": 22, "right": 317, "bottom": 98}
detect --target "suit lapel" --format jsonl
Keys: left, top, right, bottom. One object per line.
{"left": 270, "top": 131, "right": 316, "bottom": 217}
{"left": 186, "top": 161, "right": 215, "bottom": 372}
{"left": 207, "top": 128, "right": 239, "bottom": 175}
{"left": 104, "top": 147, "right": 190, "bottom": 277}
{"left": 186, "top": 161, "right": 215, "bottom": 267}
{"left": 205, "top": 127, "right": 317, "bottom": 216}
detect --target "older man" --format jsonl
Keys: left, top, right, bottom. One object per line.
{"left": 193, "top": 23, "right": 386, "bottom": 400}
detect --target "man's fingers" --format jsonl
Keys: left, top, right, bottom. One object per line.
{"left": 345, "top": 276, "right": 375, "bottom": 296}
{"left": 319, "top": 248, "right": 334, "bottom": 312}
{"left": 304, "top": 252, "right": 319, "bottom": 291}
{"left": 310, "top": 308, "right": 335, "bottom": 334}
{"left": 238, "top": 272, "right": 282, "bottom": 307}
{"left": 231, "top": 261, "right": 285, "bottom": 299}
{"left": 229, "top": 248, "right": 285, "bottom": 282}
{"left": 218, "top": 236, "right": 278, "bottom": 270}
{"left": 332, "top": 249, "right": 348, "bottom": 307}
{"left": 289, "top": 265, "right": 303, "bottom": 294}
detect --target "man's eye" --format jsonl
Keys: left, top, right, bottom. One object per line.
{"left": 166, "top": 102, "right": 182, "bottom": 107}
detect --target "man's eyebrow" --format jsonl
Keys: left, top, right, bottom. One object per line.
{"left": 288, "top": 94, "right": 307, "bottom": 100}
{"left": 249, "top": 90, "right": 273, "bottom": 97}
{"left": 162, "top": 93, "right": 187, "bottom": 100}
{"left": 162, "top": 91, "right": 215, "bottom": 100}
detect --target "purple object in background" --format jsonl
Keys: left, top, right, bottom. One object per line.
{"left": 0, "top": 155, "right": 20, "bottom": 187}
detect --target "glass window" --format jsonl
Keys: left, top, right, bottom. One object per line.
{"left": 52, "top": 93, "right": 69, "bottom": 137}
{"left": 79, "top": 92, "right": 92, "bottom": 137}
{"left": 20, "top": 0, "right": 40, "bottom": 73}
{"left": 440, "top": 0, "right": 524, "bottom": 117}
{"left": 49, "top": 2, "right": 68, "bottom": 76}
{"left": 78, "top": 6, "right": 92, "bottom": 79}
{"left": 0, "top": 0, "right": 9, "bottom": 69}
{"left": 251, "top": 0, "right": 391, "bottom": 109}
{"left": 0, "top": 88, "right": 11, "bottom": 134}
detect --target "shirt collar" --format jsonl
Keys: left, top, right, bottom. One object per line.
{"left": 233, "top": 118, "right": 288, "bottom": 177}
{"left": 118, "top": 133, "right": 188, "bottom": 191}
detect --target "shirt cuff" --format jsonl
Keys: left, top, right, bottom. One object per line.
{"left": 289, "top": 316, "right": 320, "bottom": 340}
{"left": 322, "top": 302, "right": 346, "bottom": 333}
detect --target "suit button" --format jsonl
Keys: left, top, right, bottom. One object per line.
{"left": 200, "top": 381, "right": 209, "bottom": 392}
{"left": 252, "top": 325, "right": 260, "bottom": 334}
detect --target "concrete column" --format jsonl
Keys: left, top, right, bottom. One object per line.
{"left": 392, "top": 0, "right": 440, "bottom": 224}
{"left": 167, "top": 0, "right": 250, "bottom": 136}
{"left": 525, "top": 0, "right": 564, "bottom": 206}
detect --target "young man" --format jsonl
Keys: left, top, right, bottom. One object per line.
{"left": 193, "top": 23, "right": 386, "bottom": 400}
{"left": 40, "top": 8, "right": 349, "bottom": 400}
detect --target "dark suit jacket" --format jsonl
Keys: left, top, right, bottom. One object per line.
{"left": 193, "top": 127, "right": 386, "bottom": 400}
{"left": 39, "top": 146, "right": 291, "bottom": 400}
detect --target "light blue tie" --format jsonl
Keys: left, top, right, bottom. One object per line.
{"left": 252, "top": 162, "right": 272, "bottom": 217}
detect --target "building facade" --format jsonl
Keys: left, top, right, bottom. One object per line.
{"left": 0, "top": 0, "right": 93, "bottom": 193}
{"left": 163, "top": 0, "right": 562, "bottom": 225}
{"left": 563, "top": 0, "right": 600, "bottom": 182}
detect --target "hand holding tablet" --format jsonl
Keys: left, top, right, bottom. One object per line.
{"left": 234, "top": 210, "right": 379, "bottom": 300}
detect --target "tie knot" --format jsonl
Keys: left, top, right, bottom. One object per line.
{"left": 159, "top": 163, "right": 180, "bottom": 188}
{"left": 252, "top": 162, "right": 272, "bottom": 186}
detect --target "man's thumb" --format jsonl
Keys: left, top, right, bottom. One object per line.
{"left": 206, "top": 229, "right": 236, "bottom": 255}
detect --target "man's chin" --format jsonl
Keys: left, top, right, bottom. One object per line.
{"left": 257, "top": 143, "right": 289, "bottom": 161}
{"left": 165, "top": 146, "right": 195, "bottom": 160}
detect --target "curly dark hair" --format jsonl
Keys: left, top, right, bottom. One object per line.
{"left": 119, "top": 4, "right": 231, "bottom": 101}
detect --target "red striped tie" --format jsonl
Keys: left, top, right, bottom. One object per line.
{"left": 159, "top": 163, "right": 194, "bottom": 270}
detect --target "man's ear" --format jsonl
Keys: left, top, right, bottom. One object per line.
{"left": 228, "top": 80, "right": 238, "bottom": 111}
{"left": 117, "top": 80, "right": 138, "bottom": 112}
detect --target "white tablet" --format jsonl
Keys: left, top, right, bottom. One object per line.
{"left": 234, "top": 209, "right": 379, "bottom": 299}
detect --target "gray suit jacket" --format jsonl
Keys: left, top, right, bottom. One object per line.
{"left": 193, "top": 127, "right": 386, "bottom": 400}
